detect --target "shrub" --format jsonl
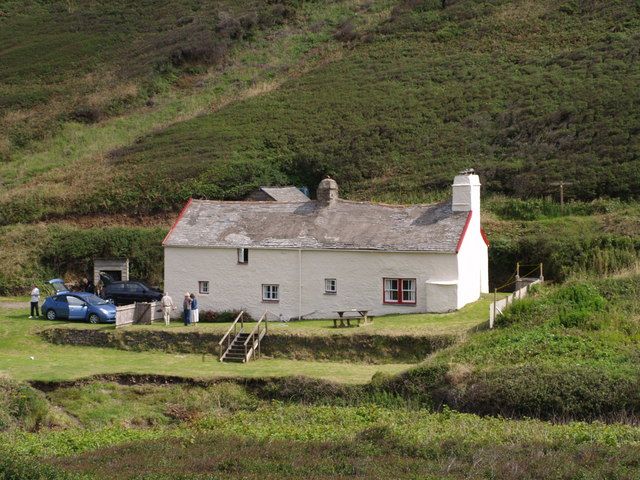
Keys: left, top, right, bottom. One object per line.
{"left": 0, "top": 446, "right": 71, "bottom": 480}
{"left": 333, "top": 20, "right": 359, "bottom": 42}
{"left": 454, "top": 364, "right": 640, "bottom": 420}
{"left": 253, "top": 376, "right": 357, "bottom": 404}
{"left": 495, "top": 297, "right": 553, "bottom": 328}
{"left": 552, "top": 282, "right": 607, "bottom": 311}
{"left": 0, "top": 376, "right": 53, "bottom": 432}
{"left": 199, "top": 310, "right": 253, "bottom": 323}
{"left": 40, "top": 226, "right": 166, "bottom": 287}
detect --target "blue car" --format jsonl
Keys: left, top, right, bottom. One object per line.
{"left": 42, "top": 279, "right": 116, "bottom": 324}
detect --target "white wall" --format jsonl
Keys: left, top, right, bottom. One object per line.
{"left": 455, "top": 212, "right": 489, "bottom": 308}
{"left": 164, "top": 247, "right": 465, "bottom": 319}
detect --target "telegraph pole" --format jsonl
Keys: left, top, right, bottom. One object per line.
{"left": 550, "top": 181, "right": 573, "bottom": 210}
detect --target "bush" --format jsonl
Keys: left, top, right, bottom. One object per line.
{"left": 0, "top": 376, "right": 53, "bottom": 432}
{"left": 454, "top": 364, "right": 640, "bottom": 420}
{"left": 0, "top": 447, "right": 71, "bottom": 480}
{"left": 40, "top": 226, "right": 166, "bottom": 287}
{"left": 252, "top": 376, "right": 358, "bottom": 404}
{"left": 333, "top": 20, "right": 359, "bottom": 42}
{"left": 199, "top": 309, "right": 254, "bottom": 323}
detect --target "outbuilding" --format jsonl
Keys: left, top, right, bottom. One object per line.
{"left": 163, "top": 172, "right": 489, "bottom": 319}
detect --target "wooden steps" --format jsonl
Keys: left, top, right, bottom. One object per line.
{"left": 221, "top": 332, "right": 251, "bottom": 363}
{"left": 218, "top": 311, "right": 269, "bottom": 363}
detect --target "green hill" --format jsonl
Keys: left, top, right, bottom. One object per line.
{"left": 0, "top": 0, "right": 639, "bottom": 291}
{"left": 1, "top": 0, "right": 639, "bottom": 225}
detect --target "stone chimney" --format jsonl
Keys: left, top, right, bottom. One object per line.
{"left": 317, "top": 177, "right": 339, "bottom": 206}
{"left": 452, "top": 169, "right": 481, "bottom": 212}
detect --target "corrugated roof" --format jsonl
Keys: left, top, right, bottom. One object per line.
{"left": 163, "top": 199, "right": 469, "bottom": 253}
{"left": 260, "top": 186, "right": 309, "bottom": 202}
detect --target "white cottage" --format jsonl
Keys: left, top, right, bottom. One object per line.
{"left": 163, "top": 172, "right": 489, "bottom": 319}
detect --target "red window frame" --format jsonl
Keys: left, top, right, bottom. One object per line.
{"left": 383, "top": 278, "right": 416, "bottom": 305}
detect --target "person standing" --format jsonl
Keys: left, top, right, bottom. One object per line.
{"left": 29, "top": 284, "right": 40, "bottom": 318}
{"left": 85, "top": 278, "right": 96, "bottom": 294}
{"left": 161, "top": 292, "right": 175, "bottom": 326}
{"left": 183, "top": 292, "right": 192, "bottom": 326}
{"left": 190, "top": 293, "right": 199, "bottom": 325}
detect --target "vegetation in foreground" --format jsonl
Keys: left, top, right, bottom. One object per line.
{"left": 2, "top": 382, "right": 640, "bottom": 479}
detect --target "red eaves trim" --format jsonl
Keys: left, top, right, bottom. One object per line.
{"left": 481, "top": 227, "right": 490, "bottom": 247}
{"left": 455, "top": 211, "right": 473, "bottom": 254}
{"left": 162, "top": 197, "right": 193, "bottom": 246}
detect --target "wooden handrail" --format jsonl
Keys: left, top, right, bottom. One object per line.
{"left": 243, "top": 311, "right": 269, "bottom": 362}
{"left": 243, "top": 312, "right": 267, "bottom": 347}
{"left": 218, "top": 311, "right": 244, "bottom": 360}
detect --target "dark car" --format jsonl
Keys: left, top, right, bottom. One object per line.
{"left": 100, "top": 272, "right": 162, "bottom": 306}
{"left": 42, "top": 279, "right": 116, "bottom": 324}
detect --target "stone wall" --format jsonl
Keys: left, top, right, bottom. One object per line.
{"left": 40, "top": 328, "right": 457, "bottom": 363}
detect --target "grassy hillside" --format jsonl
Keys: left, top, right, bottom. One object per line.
{"left": 0, "top": 0, "right": 307, "bottom": 160}
{"left": 379, "top": 272, "right": 640, "bottom": 420}
{"left": 1, "top": 0, "right": 638, "bottom": 225}
{"left": 0, "top": 0, "right": 392, "bottom": 224}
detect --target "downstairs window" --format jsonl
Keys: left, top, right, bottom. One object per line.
{"left": 383, "top": 278, "right": 416, "bottom": 305}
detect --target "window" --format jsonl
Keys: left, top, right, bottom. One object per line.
{"left": 126, "top": 283, "right": 144, "bottom": 293}
{"left": 199, "top": 281, "right": 209, "bottom": 294}
{"left": 383, "top": 278, "right": 416, "bottom": 305}
{"left": 66, "top": 296, "right": 85, "bottom": 306}
{"left": 262, "top": 284, "right": 279, "bottom": 302}
{"left": 237, "top": 248, "right": 249, "bottom": 264}
{"left": 324, "top": 278, "right": 337, "bottom": 294}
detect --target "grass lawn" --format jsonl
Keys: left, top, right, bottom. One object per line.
{"left": 57, "top": 294, "right": 502, "bottom": 337}
{"left": 0, "top": 308, "right": 410, "bottom": 384}
{"left": 0, "top": 296, "right": 29, "bottom": 303}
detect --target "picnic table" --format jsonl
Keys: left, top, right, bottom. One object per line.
{"left": 332, "top": 309, "right": 371, "bottom": 328}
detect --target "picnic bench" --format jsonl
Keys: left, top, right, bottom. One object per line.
{"left": 332, "top": 309, "right": 372, "bottom": 328}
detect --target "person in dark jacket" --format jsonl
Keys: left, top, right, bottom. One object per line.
{"left": 183, "top": 292, "right": 192, "bottom": 326}
{"left": 85, "top": 279, "right": 95, "bottom": 294}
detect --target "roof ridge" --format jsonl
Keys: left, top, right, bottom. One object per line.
{"left": 188, "top": 197, "right": 448, "bottom": 208}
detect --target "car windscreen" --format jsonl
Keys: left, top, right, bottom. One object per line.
{"left": 83, "top": 294, "right": 110, "bottom": 305}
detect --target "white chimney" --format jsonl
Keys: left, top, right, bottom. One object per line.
{"left": 452, "top": 170, "right": 481, "bottom": 212}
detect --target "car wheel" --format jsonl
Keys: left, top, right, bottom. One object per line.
{"left": 88, "top": 313, "right": 100, "bottom": 324}
{"left": 46, "top": 309, "right": 57, "bottom": 320}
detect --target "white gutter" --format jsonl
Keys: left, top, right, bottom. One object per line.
{"left": 298, "top": 248, "right": 302, "bottom": 321}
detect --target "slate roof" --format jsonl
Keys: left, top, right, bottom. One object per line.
{"left": 259, "top": 186, "right": 309, "bottom": 202}
{"left": 163, "top": 198, "right": 470, "bottom": 253}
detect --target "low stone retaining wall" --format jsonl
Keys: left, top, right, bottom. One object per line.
{"left": 39, "top": 327, "right": 457, "bottom": 363}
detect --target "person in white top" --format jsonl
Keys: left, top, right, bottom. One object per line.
{"left": 190, "top": 293, "right": 199, "bottom": 324}
{"left": 160, "top": 293, "right": 175, "bottom": 326}
{"left": 29, "top": 284, "right": 40, "bottom": 318}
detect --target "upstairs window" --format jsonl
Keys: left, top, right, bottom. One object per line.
{"left": 199, "top": 281, "right": 209, "bottom": 294}
{"left": 262, "top": 284, "right": 279, "bottom": 302}
{"left": 383, "top": 278, "right": 416, "bottom": 305}
{"left": 324, "top": 278, "right": 337, "bottom": 294}
{"left": 237, "top": 248, "right": 249, "bottom": 264}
